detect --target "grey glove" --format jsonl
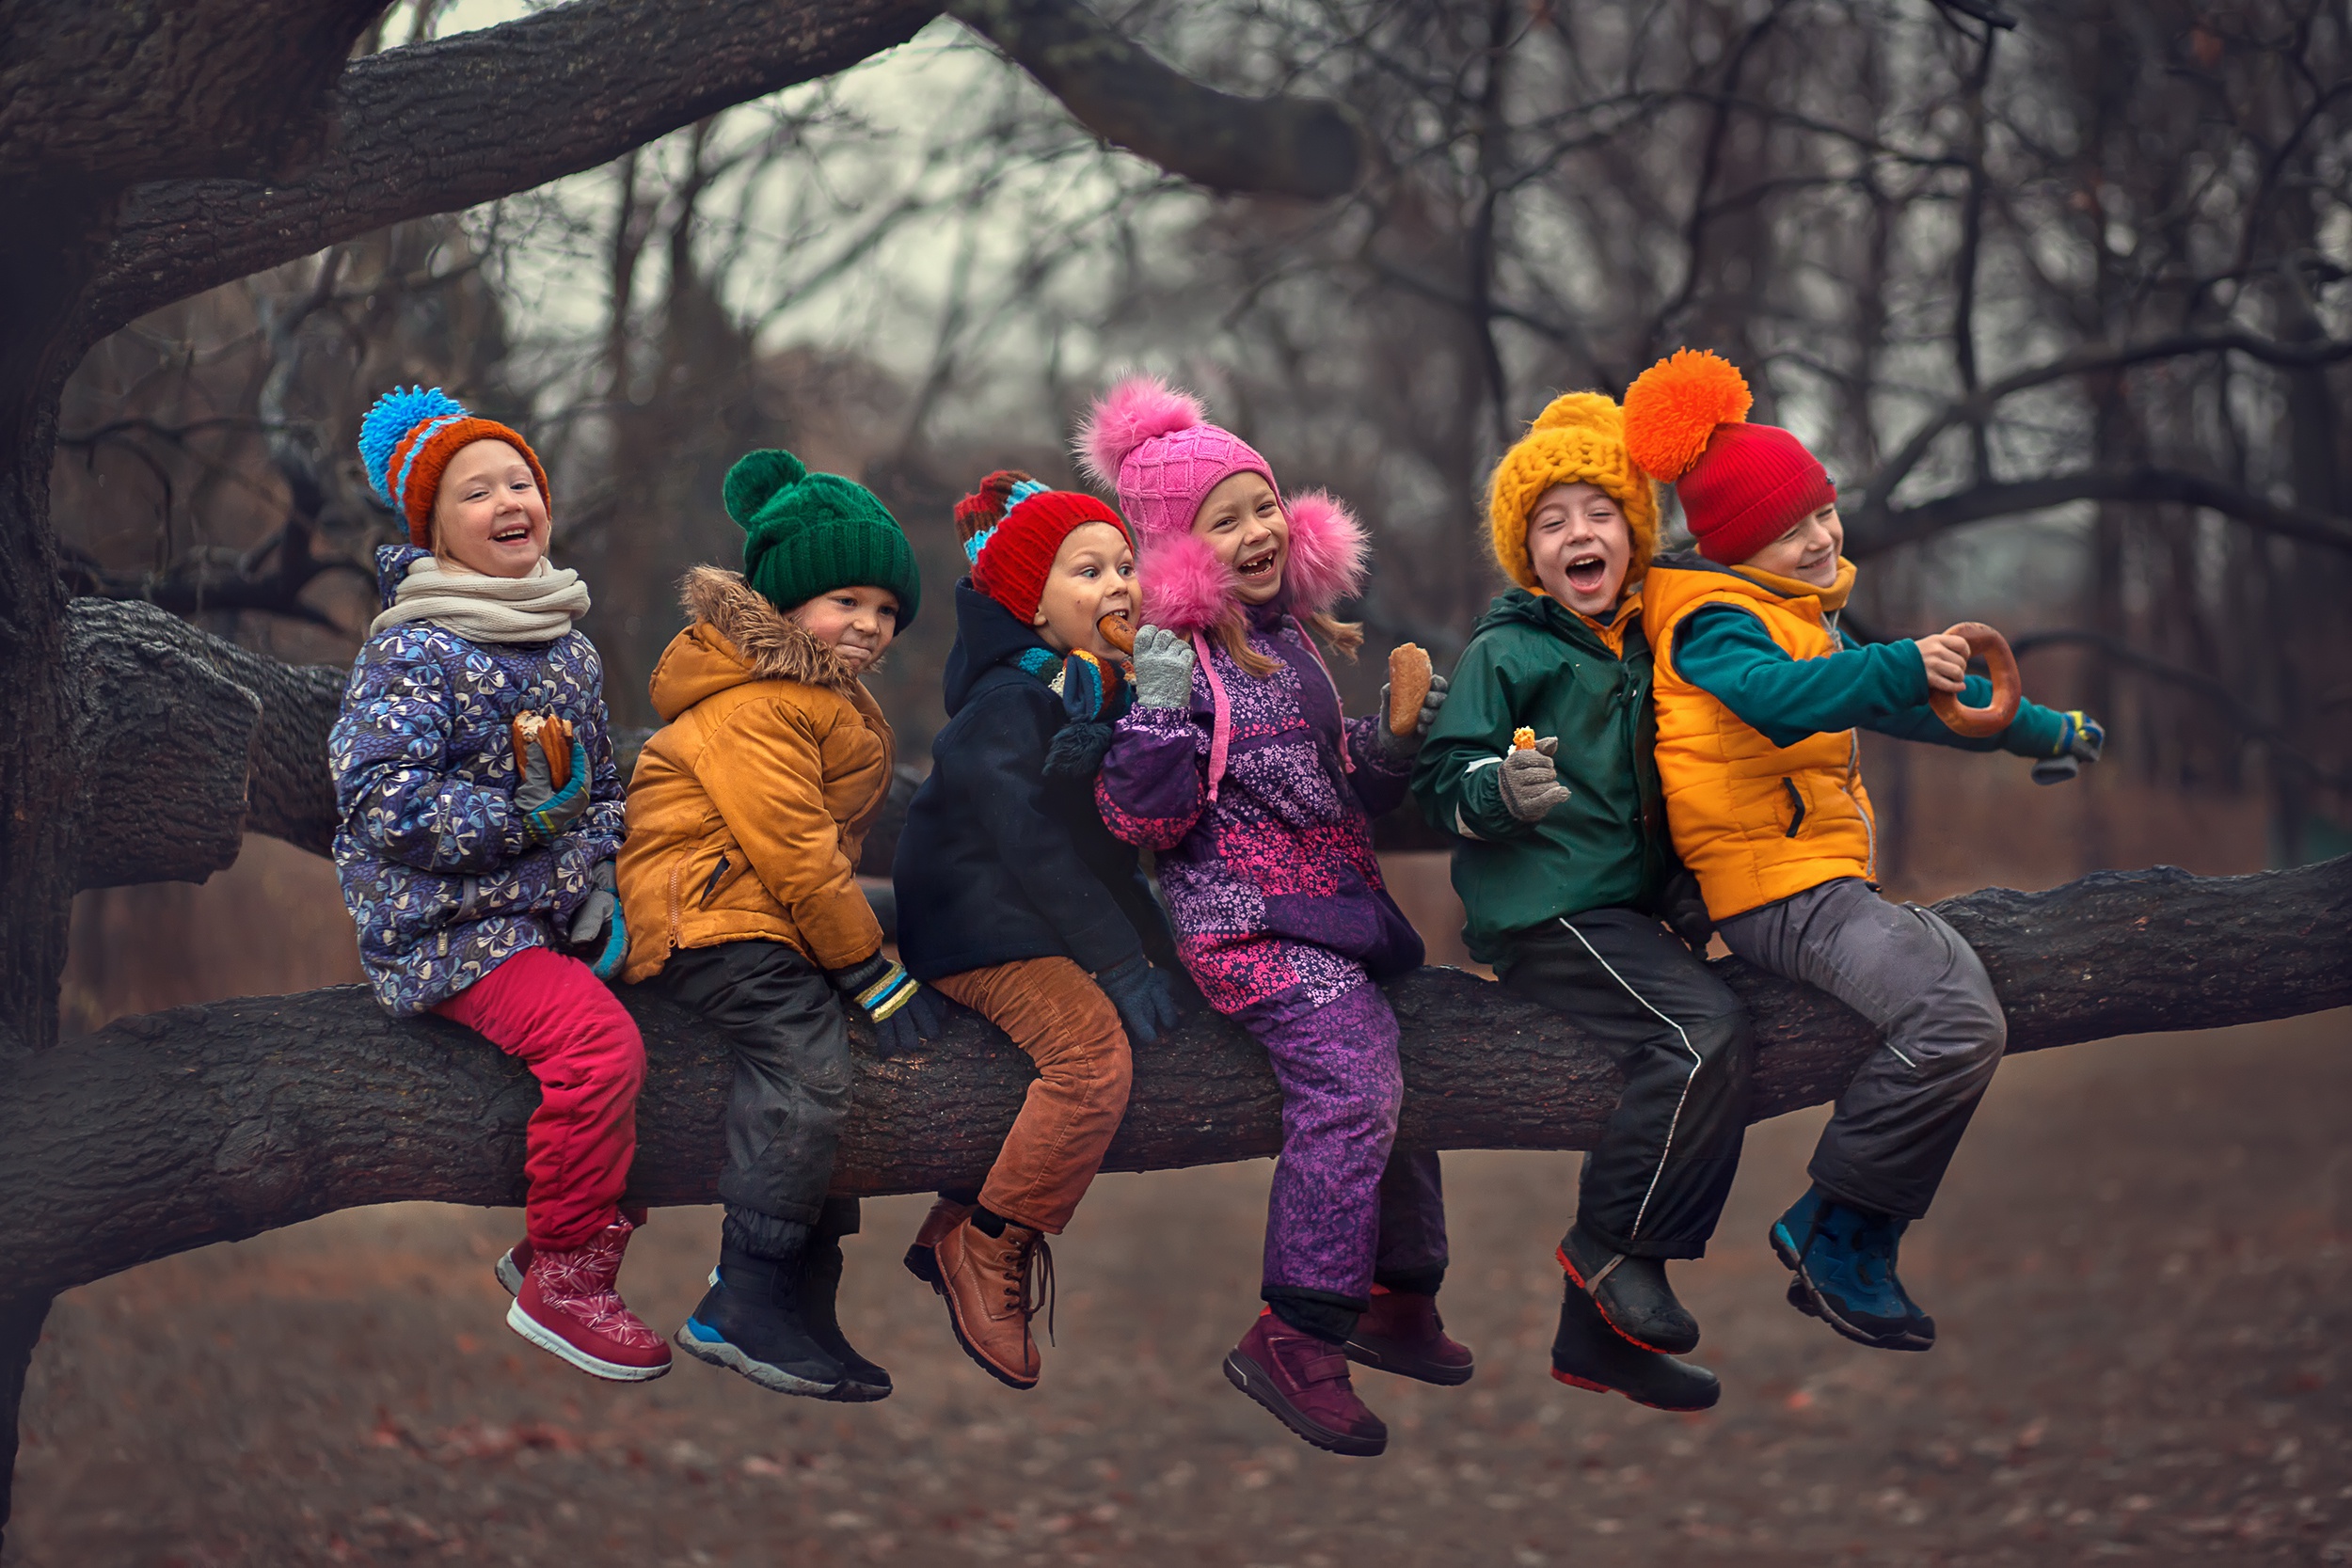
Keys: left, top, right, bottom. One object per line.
{"left": 2031, "top": 710, "right": 2106, "bottom": 786}
{"left": 1499, "top": 736, "right": 1573, "bottom": 823}
{"left": 1375, "top": 673, "right": 1451, "bottom": 759}
{"left": 567, "top": 861, "right": 627, "bottom": 979}
{"left": 1129, "top": 625, "right": 1196, "bottom": 711}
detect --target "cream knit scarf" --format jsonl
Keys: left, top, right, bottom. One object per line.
{"left": 369, "top": 555, "right": 592, "bottom": 644}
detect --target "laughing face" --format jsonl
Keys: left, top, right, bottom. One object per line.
{"left": 431, "top": 439, "right": 550, "bottom": 578}
{"left": 1527, "top": 482, "right": 1632, "bottom": 616}
{"left": 1190, "top": 470, "right": 1289, "bottom": 606}
{"left": 1741, "top": 503, "right": 1844, "bottom": 588}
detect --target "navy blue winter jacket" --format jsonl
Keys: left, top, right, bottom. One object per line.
{"left": 892, "top": 581, "right": 1176, "bottom": 982}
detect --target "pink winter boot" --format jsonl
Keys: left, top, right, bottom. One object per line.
{"left": 507, "top": 1212, "right": 673, "bottom": 1382}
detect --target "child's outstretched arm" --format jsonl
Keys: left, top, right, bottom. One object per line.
{"left": 1095, "top": 626, "right": 1209, "bottom": 851}
{"left": 332, "top": 640, "right": 536, "bottom": 873}
{"left": 1671, "top": 604, "right": 1981, "bottom": 748}
{"left": 1832, "top": 627, "right": 2093, "bottom": 763}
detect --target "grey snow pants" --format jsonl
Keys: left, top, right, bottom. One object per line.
{"left": 1716, "top": 877, "right": 2006, "bottom": 1221}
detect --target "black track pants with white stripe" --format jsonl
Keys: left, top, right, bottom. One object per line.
{"left": 1496, "top": 909, "right": 1756, "bottom": 1260}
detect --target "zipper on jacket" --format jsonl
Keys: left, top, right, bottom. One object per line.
{"left": 1782, "top": 778, "right": 1807, "bottom": 838}
{"left": 696, "top": 852, "right": 732, "bottom": 908}
{"left": 665, "top": 861, "right": 685, "bottom": 950}
{"left": 1841, "top": 730, "right": 1877, "bottom": 877}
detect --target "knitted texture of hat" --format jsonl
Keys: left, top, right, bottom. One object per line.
{"left": 1486, "top": 390, "right": 1661, "bottom": 594}
{"left": 358, "top": 386, "right": 550, "bottom": 547}
{"left": 1073, "top": 374, "right": 1275, "bottom": 541}
{"left": 724, "top": 448, "right": 922, "bottom": 628}
{"left": 954, "top": 470, "right": 1130, "bottom": 626}
{"left": 1623, "top": 349, "right": 1835, "bottom": 564}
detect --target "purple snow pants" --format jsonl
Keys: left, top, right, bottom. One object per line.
{"left": 1239, "top": 975, "right": 1450, "bottom": 1307}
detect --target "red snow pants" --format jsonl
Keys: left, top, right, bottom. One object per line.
{"left": 436, "top": 945, "right": 645, "bottom": 1249}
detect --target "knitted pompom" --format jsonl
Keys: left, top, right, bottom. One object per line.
{"left": 953, "top": 470, "right": 1031, "bottom": 545}
{"left": 723, "top": 449, "right": 809, "bottom": 529}
{"left": 1137, "top": 531, "right": 1239, "bottom": 635}
{"left": 1623, "top": 348, "right": 1752, "bottom": 483}
{"left": 358, "top": 386, "right": 468, "bottom": 503}
{"left": 1281, "top": 489, "right": 1370, "bottom": 620}
{"left": 1074, "top": 374, "right": 1204, "bottom": 489}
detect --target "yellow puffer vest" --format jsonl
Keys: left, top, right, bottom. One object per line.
{"left": 1642, "top": 556, "right": 1876, "bottom": 921}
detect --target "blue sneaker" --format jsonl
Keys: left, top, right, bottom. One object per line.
{"left": 1770, "top": 1188, "right": 1934, "bottom": 1352}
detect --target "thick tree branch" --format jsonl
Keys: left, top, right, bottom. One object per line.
{"left": 3, "top": 857, "right": 2344, "bottom": 1304}
{"left": 81, "top": 0, "right": 939, "bottom": 342}
{"left": 1847, "top": 468, "right": 2352, "bottom": 558}
{"left": 945, "top": 0, "right": 1361, "bottom": 197}
{"left": 67, "top": 598, "right": 342, "bottom": 888}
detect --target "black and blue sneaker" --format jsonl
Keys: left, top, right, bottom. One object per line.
{"left": 1770, "top": 1188, "right": 1935, "bottom": 1352}
{"left": 675, "top": 1246, "right": 847, "bottom": 1398}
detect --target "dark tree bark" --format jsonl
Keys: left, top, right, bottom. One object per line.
{"left": 4, "top": 855, "right": 2344, "bottom": 1307}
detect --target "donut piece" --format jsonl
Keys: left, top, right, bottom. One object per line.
{"left": 1928, "top": 622, "right": 2021, "bottom": 738}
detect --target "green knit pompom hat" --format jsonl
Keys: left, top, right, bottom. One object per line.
{"left": 723, "top": 448, "right": 922, "bottom": 628}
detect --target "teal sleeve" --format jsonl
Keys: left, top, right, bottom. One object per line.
{"left": 1671, "top": 605, "right": 1931, "bottom": 748}
{"left": 1411, "top": 641, "right": 1534, "bottom": 842}
{"left": 1862, "top": 676, "right": 2072, "bottom": 756}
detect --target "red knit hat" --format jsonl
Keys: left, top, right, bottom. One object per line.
{"left": 954, "top": 470, "right": 1131, "bottom": 625}
{"left": 1622, "top": 349, "right": 1835, "bottom": 564}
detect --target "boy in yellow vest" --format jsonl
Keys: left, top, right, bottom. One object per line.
{"left": 1625, "top": 350, "right": 2106, "bottom": 1353}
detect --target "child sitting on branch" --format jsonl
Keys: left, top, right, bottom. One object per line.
{"left": 616, "top": 451, "right": 946, "bottom": 1402}
{"left": 891, "top": 470, "right": 1188, "bottom": 1392}
{"left": 1627, "top": 349, "right": 2106, "bottom": 1353}
{"left": 1412, "top": 389, "right": 1750, "bottom": 1413}
{"left": 1084, "top": 375, "right": 1466, "bottom": 1459}
{"left": 330, "top": 388, "right": 664, "bottom": 1384}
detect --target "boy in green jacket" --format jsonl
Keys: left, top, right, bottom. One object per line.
{"left": 1413, "top": 392, "right": 1751, "bottom": 1413}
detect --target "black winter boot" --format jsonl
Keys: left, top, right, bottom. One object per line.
{"left": 800, "top": 1235, "right": 892, "bottom": 1402}
{"left": 1550, "top": 1275, "right": 1719, "bottom": 1412}
{"left": 676, "top": 1243, "right": 846, "bottom": 1399}
{"left": 1558, "top": 1224, "right": 1700, "bottom": 1354}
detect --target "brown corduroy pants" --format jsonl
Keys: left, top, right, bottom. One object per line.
{"left": 932, "top": 956, "right": 1134, "bottom": 1234}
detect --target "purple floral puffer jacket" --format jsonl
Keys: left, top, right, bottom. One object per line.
{"left": 1095, "top": 601, "right": 1423, "bottom": 1017}
{"left": 330, "top": 545, "right": 626, "bottom": 1016}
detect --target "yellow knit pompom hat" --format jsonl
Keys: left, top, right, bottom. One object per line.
{"left": 1485, "top": 390, "right": 1661, "bottom": 597}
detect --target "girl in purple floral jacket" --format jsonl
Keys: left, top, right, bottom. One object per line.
{"left": 329, "top": 388, "right": 667, "bottom": 1385}
{"left": 1080, "top": 377, "right": 1466, "bottom": 1458}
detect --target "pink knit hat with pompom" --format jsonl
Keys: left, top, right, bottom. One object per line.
{"left": 1073, "top": 374, "right": 1368, "bottom": 636}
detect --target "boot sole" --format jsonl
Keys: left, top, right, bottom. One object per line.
{"left": 1222, "top": 1351, "right": 1387, "bottom": 1457}
{"left": 1549, "top": 1364, "right": 1719, "bottom": 1413}
{"left": 1769, "top": 1226, "right": 1934, "bottom": 1353}
{"left": 504, "top": 1301, "right": 671, "bottom": 1383}
{"left": 674, "top": 1319, "right": 847, "bottom": 1398}
{"left": 1555, "top": 1244, "right": 1700, "bottom": 1355}
{"left": 1342, "top": 1337, "right": 1474, "bottom": 1387}
{"left": 495, "top": 1249, "right": 525, "bottom": 1298}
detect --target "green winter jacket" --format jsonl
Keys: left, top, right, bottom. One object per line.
{"left": 1411, "top": 589, "right": 1676, "bottom": 963}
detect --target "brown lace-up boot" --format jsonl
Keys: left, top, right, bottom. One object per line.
{"left": 927, "top": 1216, "right": 1051, "bottom": 1390}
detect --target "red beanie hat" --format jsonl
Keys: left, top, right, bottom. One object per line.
{"left": 954, "top": 470, "right": 1131, "bottom": 625}
{"left": 1622, "top": 349, "right": 1835, "bottom": 564}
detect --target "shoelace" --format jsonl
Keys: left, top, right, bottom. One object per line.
{"left": 1007, "top": 1233, "right": 1057, "bottom": 1347}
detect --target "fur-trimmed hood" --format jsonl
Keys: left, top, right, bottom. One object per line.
{"left": 651, "top": 565, "right": 864, "bottom": 720}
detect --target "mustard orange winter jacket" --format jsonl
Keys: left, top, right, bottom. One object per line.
{"left": 617, "top": 567, "right": 895, "bottom": 982}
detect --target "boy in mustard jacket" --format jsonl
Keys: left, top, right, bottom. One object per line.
{"left": 619, "top": 450, "right": 946, "bottom": 1402}
{"left": 1625, "top": 351, "right": 2106, "bottom": 1353}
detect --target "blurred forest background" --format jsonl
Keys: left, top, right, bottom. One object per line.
{"left": 48, "top": 0, "right": 2352, "bottom": 1032}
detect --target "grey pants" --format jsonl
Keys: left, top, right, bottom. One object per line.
{"left": 1716, "top": 877, "right": 2005, "bottom": 1221}
{"left": 650, "top": 940, "right": 858, "bottom": 1245}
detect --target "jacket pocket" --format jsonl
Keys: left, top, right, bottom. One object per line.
{"left": 1781, "top": 777, "right": 1808, "bottom": 839}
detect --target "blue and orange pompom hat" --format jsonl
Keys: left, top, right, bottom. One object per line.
{"left": 358, "top": 387, "right": 550, "bottom": 548}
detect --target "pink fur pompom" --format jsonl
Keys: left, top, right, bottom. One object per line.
{"left": 1137, "top": 531, "right": 1238, "bottom": 636}
{"left": 1074, "top": 374, "right": 1205, "bottom": 489}
{"left": 1280, "top": 489, "right": 1370, "bottom": 619}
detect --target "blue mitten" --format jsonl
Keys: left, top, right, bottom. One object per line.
{"left": 2031, "top": 710, "right": 2106, "bottom": 785}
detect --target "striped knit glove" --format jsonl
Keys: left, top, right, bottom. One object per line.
{"left": 827, "top": 953, "right": 946, "bottom": 1056}
{"left": 516, "top": 735, "right": 593, "bottom": 845}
